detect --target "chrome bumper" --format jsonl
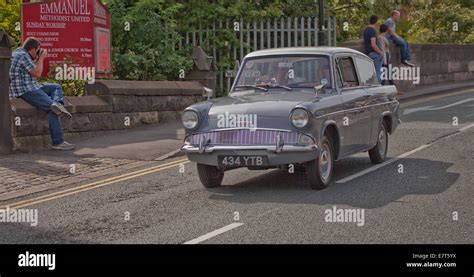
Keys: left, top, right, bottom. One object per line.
{"left": 181, "top": 144, "right": 318, "bottom": 153}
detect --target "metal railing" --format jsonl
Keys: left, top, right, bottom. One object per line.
{"left": 173, "top": 17, "right": 337, "bottom": 94}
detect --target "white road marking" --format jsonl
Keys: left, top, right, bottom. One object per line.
{"left": 400, "top": 88, "right": 474, "bottom": 108}
{"left": 403, "top": 98, "right": 474, "bottom": 115}
{"left": 459, "top": 123, "right": 474, "bottom": 132}
{"left": 154, "top": 148, "right": 182, "bottom": 161}
{"left": 336, "top": 123, "right": 474, "bottom": 184}
{"left": 336, "top": 144, "right": 431, "bottom": 184}
{"left": 183, "top": 223, "right": 244, "bottom": 244}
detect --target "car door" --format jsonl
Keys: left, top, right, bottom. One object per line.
{"left": 336, "top": 55, "right": 372, "bottom": 155}
{"left": 353, "top": 54, "right": 383, "bottom": 148}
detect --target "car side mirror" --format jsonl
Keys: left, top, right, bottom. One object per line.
{"left": 314, "top": 84, "right": 325, "bottom": 96}
{"left": 203, "top": 87, "right": 214, "bottom": 100}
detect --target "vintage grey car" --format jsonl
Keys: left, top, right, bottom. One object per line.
{"left": 181, "top": 47, "right": 400, "bottom": 189}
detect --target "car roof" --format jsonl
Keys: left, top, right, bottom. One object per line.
{"left": 244, "top": 47, "right": 362, "bottom": 58}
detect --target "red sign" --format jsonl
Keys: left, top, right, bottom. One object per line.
{"left": 95, "top": 27, "right": 110, "bottom": 73}
{"left": 21, "top": 0, "right": 111, "bottom": 77}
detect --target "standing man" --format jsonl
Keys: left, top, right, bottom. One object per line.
{"left": 9, "top": 37, "right": 75, "bottom": 150}
{"left": 378, "top": 24, "right": 395, "bottom": 86}
{"left": 385, "top": 10, "right": 415, "bottom": 67}
{"left": 363, "top": 15, "right": 384, "bottom": 84}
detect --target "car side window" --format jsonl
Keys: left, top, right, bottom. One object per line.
{"left": 337, "top": 57, "right": 359, "bottom": 88}
{"left": 354, "top": 56, "right": 379, "bottom": 86}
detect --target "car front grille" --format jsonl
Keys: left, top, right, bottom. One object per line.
{"left": 190, "top": 129, "right": 300, "bottom": 145}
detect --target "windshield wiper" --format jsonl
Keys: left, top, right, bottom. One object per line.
{"left": 233, "top": 85, "right": 268, "bottom": 92}
{"left": 262, "top": 84, "right": 293, "bottom": 91}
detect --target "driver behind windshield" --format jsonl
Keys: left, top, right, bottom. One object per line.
{"left": 257, "top": 62, "right": 290, "bottom": 86}
{"left": 236, "top": 57, "right": 334, "bottom": 90}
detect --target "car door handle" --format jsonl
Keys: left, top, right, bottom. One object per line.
{"left": 363, "top": 94, "right": 371, "bottom": 98}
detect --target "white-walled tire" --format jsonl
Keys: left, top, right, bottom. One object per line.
{"left": 306, "top": 136, "right": 334, "bottom": 190}
{"left": 369, "top": 121, "right": 388, "bottom": 164}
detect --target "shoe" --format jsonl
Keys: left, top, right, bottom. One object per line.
{"left": 51, "top": 103, "right": 72, "bottom": 118}
{"left": 395, "top": 91, "right": 404, "bottom": 96}
{"left": 402, "top": 60, "right": 415, "bottom": 67}
{"left": 52, "top": 141, "right": 75, "bottom": 151}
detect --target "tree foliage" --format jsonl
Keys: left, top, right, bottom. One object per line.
{"left": 407, "top": 2, "right": 474, "bottom": 43}
{"left": 109, "top": 0, "right": 193, "bottom": 80}
{"left": 329, "top": 0, "right": 473, "bottom": 44}
{"left": 0, "top": 0, "right": 21, "bottom": 47}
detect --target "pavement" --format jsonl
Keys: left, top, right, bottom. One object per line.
{"left": 0, "top": 84, "right": 472, "bottom": 244}
{"left": 396, "top": 80, "right": 474, "bottom": 102}
{"left": 0, "top": 121, "right": 185, "bottom": 201}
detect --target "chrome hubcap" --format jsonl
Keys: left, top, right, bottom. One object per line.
{"left": 319, "top": 144, "right": 332, "bottom": 182}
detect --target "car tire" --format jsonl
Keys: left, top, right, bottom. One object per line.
{"left": 369, "top": 120, "right": 388, "bottom": 164}
{"left": 197, "top": 163, "right": 224, "bottom": 188}
{"left": 306, "top": 136, "right": 334, "bottom": 190}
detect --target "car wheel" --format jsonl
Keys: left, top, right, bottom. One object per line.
{"left": 197, "top": 163, "right": 224, "bottom": 188}
{"left": 369, "top": 121, "right": 388, "bottom": 164}
{"left": 306, "top": 136, "right": 334, "bottom": 190}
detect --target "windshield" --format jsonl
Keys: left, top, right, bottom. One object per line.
{"left": 233, "top": 55, "right": 333, "bottom": 92}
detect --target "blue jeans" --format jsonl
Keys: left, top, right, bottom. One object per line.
{"left": 368, "top": 52, "right": 383, "bottom": 84}
{"left": 382, "top": 53, "right": 395, "bottom": 86}
{"left": 20, "top": 83, "right": 65, "bottom": 145}
{"left": 390, "top": 36, "right": 411, "bottom": 61}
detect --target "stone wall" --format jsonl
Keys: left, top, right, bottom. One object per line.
{"left": 341, "top": 40, "right": 474, "bottom": 91}
{"left": 10, "top": 80, "right": 205, "bottom": 152}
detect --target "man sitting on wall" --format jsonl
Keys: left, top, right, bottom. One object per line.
{"left": 385, "top": 10, "right": 415, "bottom": 67}
{"left": 9, "top": 37, "right": 75, "bottom": 150}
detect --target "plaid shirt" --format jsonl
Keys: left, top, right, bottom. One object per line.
{"left": 9, "top": 48, "right": 42, "bottom": 98}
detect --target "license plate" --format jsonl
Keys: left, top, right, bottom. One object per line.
{"left": 218, "top": 155, "right": 268, "bottom": 167}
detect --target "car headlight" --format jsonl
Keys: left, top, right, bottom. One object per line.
{"left": 298, "top": 134, "right": 315, "bottom": 145}
{"left": 290, "top": 108, "right": 309, "bottom": 128}
{"left": 182, "top": 110, "right": 199, "bottom": 129}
